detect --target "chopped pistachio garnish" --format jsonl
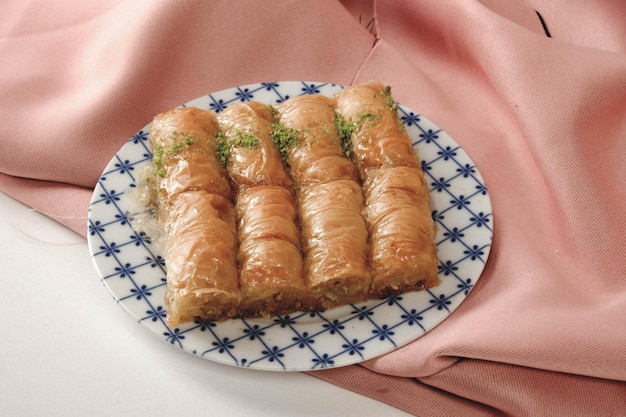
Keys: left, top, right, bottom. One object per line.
{"left": 268, "top": 104, "right": 278, "bottom": 119}
{"left": 379, "top": 85, "right": 405, "bottom": 131}
{"left": 215, "top": 131, "right": 230, "bottom": 165}
{"left": 335, "top": 112, "right": 357, "bottom": 159}
{"left": 152, "top": 131, "right": 197, "bottom": 177}
{"left": 380, "top": 85, "right": 398, "bottom": 112}
{"left": 270, "top": 123, "right": 299, "bottom": 163}
{"left": 214, "top": 129, "right": 261, "bottom": 165}
{"left": 358, "top": 111, "right": 383, "bottom": 127}
{"left": 170, "top": 132, "right": 195, "bottom": 153}
{"left": 152, "top": 145, "right": 166, "bottom": 177}
{"left": 233, "top": 130, "right": 261, "bottom": 149}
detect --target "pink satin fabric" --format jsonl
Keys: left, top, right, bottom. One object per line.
{"left": 2, "top": 1, "right": 625, "bottom": 415}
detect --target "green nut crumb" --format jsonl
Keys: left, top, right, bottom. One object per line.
{"left": 215, "top": 129, "right": 261, "bottom": 166}
{"left": 335, "top": 112, "right": 357, "bottom": 159}
{"left": 270, "top": 123, "right": 300, "bottom": 163}
{"left": 380, "top": 85, "right": 398, "bottom": 112}
{"left": 358, "top": 111, "right": 383, "bottom": 127}
{"left": 233, "top": 130, "right": 261, "bottom": 149}
{"left": 215, "top": 131, "right": 230, "bottom": 165}
{"left": 152, "top": 131, "right": 197, "bottom": 177}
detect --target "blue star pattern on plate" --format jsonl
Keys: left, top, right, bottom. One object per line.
{"left": 87, "top": 81, "right": 493, "bottom": 371}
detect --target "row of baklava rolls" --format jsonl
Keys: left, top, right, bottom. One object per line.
{"left": 147, "top": 81, "right": 439, "bottom": 325}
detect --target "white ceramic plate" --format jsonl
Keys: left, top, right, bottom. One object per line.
{"left": 87, "top": 81, "right": 493, "bottom": 371}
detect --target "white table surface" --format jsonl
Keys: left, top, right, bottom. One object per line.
{"left": 0, "top": 191, "right": 411, "bottom": 417}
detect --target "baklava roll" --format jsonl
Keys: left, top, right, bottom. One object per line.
{"left": 235, "top": 186, "right": 305, "bottom": 317}
{"left": 273, "top": 94, "right": 359, "bottom": 185}
{"left": 217, "top": 102, "right": 306, "bottom": 317}
{"left": 274, "top": 95, "right": 371, "bottom": 309}
{"left": 161, "top": 191, "right": 240, "bottom": 325}
{"left": 298, "top": 180, "right": 370, "bottom": 308}
{"left": 217, "top": 102, "right": 292, "bottom": 189}
{"left": 149, "top": 107, "right": 231, "bottom": 201}
{"left": 363, "top": 167, "right": 440, "bottom": 297}
{"left": 332, "top": 81, "right": 418, "bottom": 177}
{"left": 333, "top": 82, "right": 439, "bottom": 297}
{"left": 148, "top": 107, "right": 240, "bottom": 325}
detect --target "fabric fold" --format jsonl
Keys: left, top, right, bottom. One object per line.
{"left": 0, "top": 0, "right": 375, "bottom": 231}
